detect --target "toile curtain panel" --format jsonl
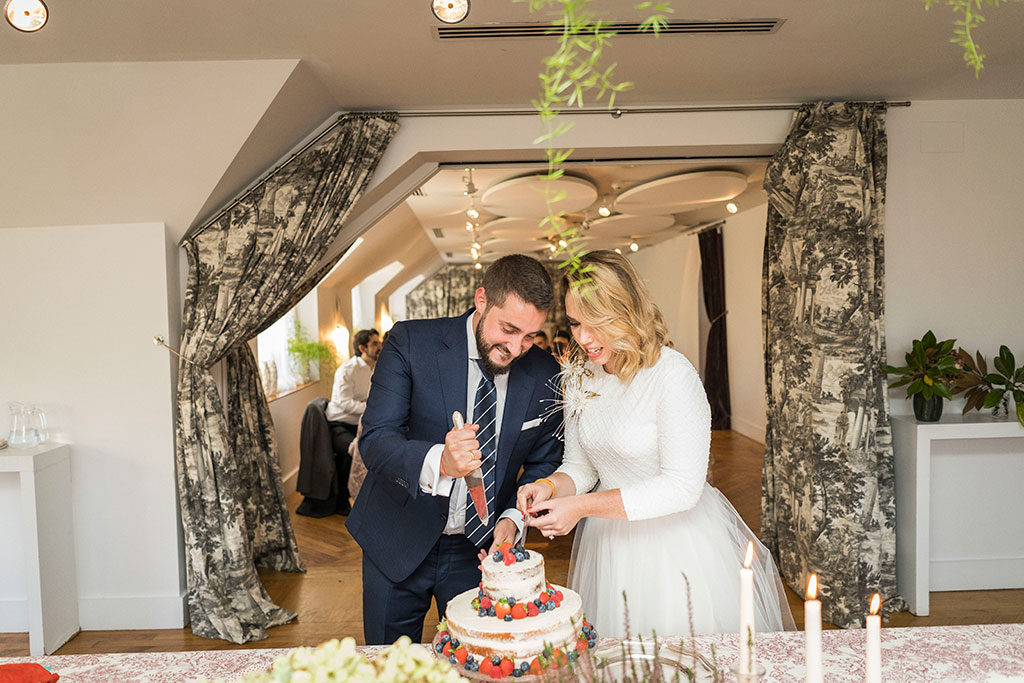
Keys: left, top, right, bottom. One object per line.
{"left": 760, "top": 102, "right": 905, "bottom": 628}
{"left": 175, "top": 113, "right": 399, "bottom": 643}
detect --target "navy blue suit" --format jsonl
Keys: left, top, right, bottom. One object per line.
{"left": 347, "top": 310, "right": 563, "bottom": 643}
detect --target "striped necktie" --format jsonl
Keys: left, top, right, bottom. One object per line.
{"left": 465, "top": 360, "right": 497, "bottom": 547}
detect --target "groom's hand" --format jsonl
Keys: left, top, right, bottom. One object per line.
{"left": 441, "top": 423, "right": 481, "bottom": 478}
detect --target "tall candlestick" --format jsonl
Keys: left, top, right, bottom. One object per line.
{"left": 865, "top": 594, "right": 881, "bottom": 683}
{"left": 805, "top": 574, "right": 823, "bottom": 683}
{"left": 739, "top": 541, "right": 756, "bottom": 675}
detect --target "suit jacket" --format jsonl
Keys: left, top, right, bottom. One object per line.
{"left": 297, "top": 397, "right": 334, "bottom": 500}
{"left": 347, "top": 310, "right": 563, "bottom": 583}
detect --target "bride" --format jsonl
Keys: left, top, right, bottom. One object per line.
{"left": 517, "top": 250, "right": 794, "bottom": 638}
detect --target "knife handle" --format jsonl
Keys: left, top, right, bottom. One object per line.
{"left": 452, "top": 411, "right": 465, "bottom": 430}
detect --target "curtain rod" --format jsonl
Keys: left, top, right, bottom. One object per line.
{"left": 392, "top": 101, "right": 911, "bottom": 118}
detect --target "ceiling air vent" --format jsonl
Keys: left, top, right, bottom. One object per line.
{"left": 432, "top": 228, "right": 445, "bottom": 239}
{"left": 410, "top": 187, "right": 427, "bottom": 197}
{"left": 436, "top": 18, "right": 783, "bottom": 40}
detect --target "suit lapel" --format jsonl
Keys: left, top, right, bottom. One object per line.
{"left": 496, "top": 364, "right": 534, "bottom": 486}
{"left": 437, "top": 312, "right": 470, "bottom": 430}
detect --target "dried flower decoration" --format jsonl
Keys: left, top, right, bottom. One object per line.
{"left": 541, "top": 356, "right": 600, "bottom": 439}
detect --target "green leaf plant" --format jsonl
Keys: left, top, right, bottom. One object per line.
{"left": 286, "top": 316, "right": 336, "bottom": 387}
{"left": 521, "top": 0, "right": 672, "bottom": 289}
{"left": 952, "top": 345, "right": 1024, "bottom": 426}
{"left": 924, "top": 0, "right": 1024, "bottom": 77}
{"left": 884, "top": 330, "right": 960, "bottom": 401}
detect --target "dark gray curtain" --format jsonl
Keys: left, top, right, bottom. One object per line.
{"left": 175, "top": 113, "right": 399, "bottom": 643}
{"left": 699, "top": 227, "right": 731, "bottom": 430}
{"left": 761, "top": 102, "right": 905, "bottom": 628}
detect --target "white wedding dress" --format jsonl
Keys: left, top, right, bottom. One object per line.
{"left": 555, "top": 347, "right": 795, "bottom": 639}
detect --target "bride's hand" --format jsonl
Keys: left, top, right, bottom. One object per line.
{"left": 526, "top": 496, "right": 582, "bottom": 539}
{"left": 516, "top": 482, "right": 551, "bottom": 519}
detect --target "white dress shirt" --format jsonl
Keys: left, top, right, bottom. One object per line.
{"left": 325, "top": 355, "right": 372, "bottom": 424}
{"left": 418, "top": 314, "right": 525, "bottom": 542}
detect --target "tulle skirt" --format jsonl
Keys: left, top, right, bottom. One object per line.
{"left": 568, "top": 483, "right": 795, "bottom": 639}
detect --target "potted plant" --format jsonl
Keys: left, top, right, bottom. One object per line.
{"left": 952, "top": 345, "right": 1024, "bottom": 427}
{"left": 884, "top": 330, "right": 960, "bottom": 422}
{"left": 287, "top": 317, "right": 335, "bottom": 387}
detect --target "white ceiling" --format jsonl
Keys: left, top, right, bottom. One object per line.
{"left": 407, "top": 160, "right": 768, "bottom": 263}
{"left": 3, "top": 1, "right": 1024, "bottom": 109}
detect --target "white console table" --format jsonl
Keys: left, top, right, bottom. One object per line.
{"left": 891, "top": 414, "right": 1024, "bottom": 616}
{"left": 0, "top": 443, "right": 79, "bottom": 654}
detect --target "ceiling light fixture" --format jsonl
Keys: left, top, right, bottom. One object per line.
{"left": 465, "top": 221, "right": 474, "bottom": 231}
{"left": 629, "top": 242, "right": 640, "bottom": 252}
{"left": 462, "top": 168, "right": 477, "bottom": 196}
{"left": 614, "top": 248, "right": 622, "bottom": 254}
{"left": 474, "top": 262, "right": 482, "bottom": 270}
{"left": 466, "top": 207, "right": 480, "bottom": 220}
{"left": 597, "top": 195, "right": 613, "bottom": 217}
{"left": 725, "top": 201, "right": 739, "bottom": 214}
{"left": 431, "top": 0, "right": 469, "bottom": 24}
{"left": 5, "top": 0, "right": 47, "bottom": 32}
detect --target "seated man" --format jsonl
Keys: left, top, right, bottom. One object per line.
{"left": 324, "top": 328, "right": 382, "bottom": 513}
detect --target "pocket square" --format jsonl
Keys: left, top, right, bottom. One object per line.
{"left": 520, "top": 417, "right": 543, "bottom": 431}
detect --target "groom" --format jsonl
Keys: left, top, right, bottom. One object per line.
{"left": 348, "top": 254, "right": 564, "bottom": 645}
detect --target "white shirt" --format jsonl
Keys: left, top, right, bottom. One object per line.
{"left": 418, "top": 314, "right": 525, "bottom": 542}
{"left": 325, "top": 355, "right": 372, "bottom": 424}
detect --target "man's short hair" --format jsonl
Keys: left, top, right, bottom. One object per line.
{"left": 481, "top": 254, "right": 554, "bottom": 312}
{"left": 353, "top": 328, "right": 379, "bottom": 357}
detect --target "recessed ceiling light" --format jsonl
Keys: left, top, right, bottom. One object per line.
{"left": 5, "top": 0, "right": 47, "bottom": 32}
{"left": 725, "top": 201, "right": 739, "bottom": 214}
{"left": 629, "top": 242, "right": 639, "bottom": 252}
{"left": 432, "top": 0, "right": 469, "bottom": 23}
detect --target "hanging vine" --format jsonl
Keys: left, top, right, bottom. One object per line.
{"left": 924, "top": 0, "right": 1024, "bottom": 76}
{"left": 523, "top": 0, "right": 672, "bottom": 285}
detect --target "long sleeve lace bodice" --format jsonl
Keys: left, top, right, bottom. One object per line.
{"left": 555, "top": 347, "right": 712, "bottom": 520}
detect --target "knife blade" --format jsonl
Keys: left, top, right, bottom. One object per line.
{"left": 452, "top": 411, "right": 489, "bottom": 526}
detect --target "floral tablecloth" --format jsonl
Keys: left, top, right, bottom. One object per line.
{"left": 2, "top": 623, "right": 1022, "bottom": 682}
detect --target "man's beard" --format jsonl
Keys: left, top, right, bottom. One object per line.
{"left": 475, "top": 314, "right": 516, "bottom": 377}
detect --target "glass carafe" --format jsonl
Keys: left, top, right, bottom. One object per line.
{"left": 8, "top": 402, "right": 41, "bottom": 449}
{"left": 28, "top": 405, "right": 48, "bottom": 444}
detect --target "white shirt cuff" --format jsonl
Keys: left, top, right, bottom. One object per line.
{"left": 498, "top": 508, "right": 526, "bottom": 546}
{"left": 419, "top": 443, "right": 455, "bottom": 496}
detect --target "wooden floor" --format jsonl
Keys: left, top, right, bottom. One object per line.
{"left": 2, "top": 430, "right": 1021, "bottom": 656}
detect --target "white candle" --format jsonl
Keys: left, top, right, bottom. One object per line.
{"left": 865, "top": 593, "right": 881, "bottom": 683}
{"left": 804, "top": 574, "right": 822, "bottom": 683}
{"left": 739, "top": 541, "right": 756, "bottom": 675}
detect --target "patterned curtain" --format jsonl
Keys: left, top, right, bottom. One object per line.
{"left": 699, "top": 226, "right": 731, "bottom": 430}
{"left": 760, "top": 102, "right": 905, "bottom": 628}
{"left": 404, "top": 261, "right": 569, "bottom": 324}
{"left": 175, "top": 113, "right": 399, "bottom": 643}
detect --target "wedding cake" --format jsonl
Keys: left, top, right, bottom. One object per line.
{"left": 437, "top": 543, "right": 597, "bottom": 678}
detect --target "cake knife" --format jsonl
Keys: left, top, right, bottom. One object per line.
{"left": 452, "top": 411, "right": 489, "bottom": 525}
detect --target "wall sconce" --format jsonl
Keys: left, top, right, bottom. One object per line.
{"left": 331, "top": 325, "right": 351, "bottom": 360}
{"left": 5, "top": 0, "right": 47, "bottom": 32}
{"left": 431, "top": 0, "right": 470, "bottom": 24}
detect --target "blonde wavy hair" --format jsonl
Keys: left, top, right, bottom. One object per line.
{"left": 564, "top": 250, "right": 669, "bottom": 383}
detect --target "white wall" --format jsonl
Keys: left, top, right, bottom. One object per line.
{"left": 886, "top": 100, "right": 1024, "bottom": 414}
{"left": 722, "top": 204, "right": 770, "bottom": 443}
{"left": 0, "top": 222, "right": 184, "bottom": 630}
{"left": 627, "top": 233, "right": 702, "bottom": 368}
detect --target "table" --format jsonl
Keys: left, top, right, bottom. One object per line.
{"left": 891, "top": 414, "right": 1024, "bottom": 615}
{"left": 0, "top": 443, "right": 79, "bottom": 656}
{"left": 3, "top": 624, "right": 1022, "bottom": 682}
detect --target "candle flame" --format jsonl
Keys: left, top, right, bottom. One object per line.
{"left": 807, "top": 574, "right": 818, "bottom": 600}
{"left": 743, "top": 540, "right": 754, "bottom": 568}
{"left": 870, "top": 593, "right": 881, "bottom": 615}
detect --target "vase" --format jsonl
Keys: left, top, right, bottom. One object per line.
{"left": 913, "top": 393, "right": 943, "bottom": 422}
{"left": 991, "top": 395, "right": 1010, "bottom": 419}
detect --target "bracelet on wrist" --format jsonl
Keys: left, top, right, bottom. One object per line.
{"left": 535, "top": 477, "right": 556, "bottom": 496}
